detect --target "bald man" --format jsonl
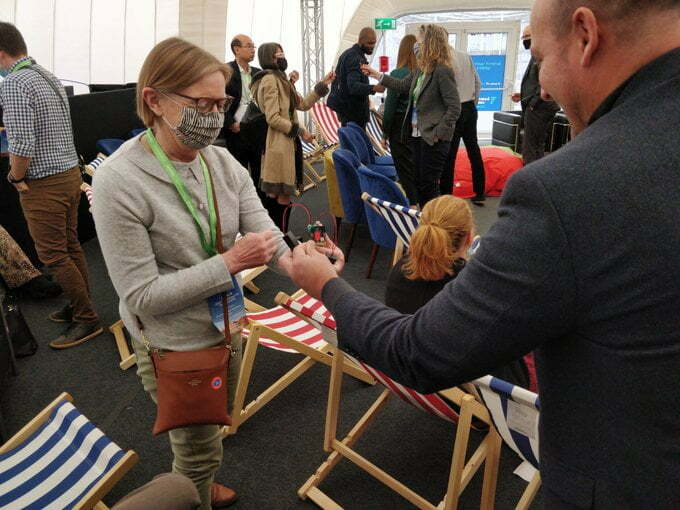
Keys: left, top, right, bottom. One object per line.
{"left": 512, "top": 25, "right": 560, "bottom": 164}
{"left": 282, "top": 1, "right": 680, "bottom": 507}
{"left": 327, "top": 27, "right": 385, "bottom": 128}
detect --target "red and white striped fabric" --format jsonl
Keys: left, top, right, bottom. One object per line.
{"left": 349, "top": 355, "right": 460, "bottom": 424}
{"left": 82, "top": 183, "right": 94, "bottom": 206}
{"left": 282, "top": 293, "right": 336, "bottom": 330}
{"left": 279, "top": 294, "right": 461, "bottom": 424}
{"left": 311, "top": 102, "right": 340, "bottom": 146}
{"left": 243, "top": 306, "right": 327, "bottom": 353}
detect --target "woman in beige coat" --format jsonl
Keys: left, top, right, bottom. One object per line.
{"left": 252, "top": 43, "right": 334, "bottom": 209}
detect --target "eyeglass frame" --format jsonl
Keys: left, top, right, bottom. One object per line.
{"left": 234, "top": 43, "right": 257, "bottom": 49}
{"left": 158, "top": 89, "right": 234, "bottom": 113}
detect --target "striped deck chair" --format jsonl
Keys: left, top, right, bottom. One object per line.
{"left": 311, "top": 102, "right": 340, "bottom": 146}
{"left": 285, "top": 303, "right": 501, "bottom": 510}
{"left": 83, "top": 153, "right": 107, "bottom": 177}
{"left": 0, "top": 393, "right": 138, "bottom": 510}
{"left": 222, "top": 290, "right": 373, "bottom": 436}
{"left": 300, "top": 138, "right": 327, "bottom": 191}
{"left": 367, "top": 109, "right": 391, "bottom": 157}
{"left": 81, "top": 173, "right": 267, "bottom": 371}
{"left": 361, "top": 192, "right": 421, "bottom": 265}
{"left": 471, "top": 376, "right": 542, "bottom": 509}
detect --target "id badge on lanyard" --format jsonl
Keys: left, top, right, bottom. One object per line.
{"left": 208, "top": 274, "right": 246, "bottom": 335}
{"left": 411, "top": 107, "right": 420, "bottom": 137}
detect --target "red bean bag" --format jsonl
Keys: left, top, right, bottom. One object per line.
{"left": 445, "top": 146, "right": 523, "bottom": 199}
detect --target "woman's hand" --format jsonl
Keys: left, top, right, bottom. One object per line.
{"left": 322, "top": 71, "right": 336, "bottom": 85}
{"left": 316, "top": 236, "right": 345, "bottom": 274}
{"left": 301, "top": 129, "right": 315, "bottom": 143}
{"left": 360, "top": 64, "right": 380, "bottom": 78}
{"left": 222, "top": 231, "right": 279, "bottom": 274}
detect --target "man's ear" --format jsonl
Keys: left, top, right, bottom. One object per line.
{"left": 142, "top": 87, "right": 163, "bottom": 117}
{"left": 572, "top": 7, "right": 600, "bottom": 67}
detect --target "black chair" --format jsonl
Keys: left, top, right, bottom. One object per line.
{"left": 492, "top": 111, "right": 522, "bottom": 152}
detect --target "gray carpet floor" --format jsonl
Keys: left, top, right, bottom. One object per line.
{"left": 1, "top": 179, "right": 542, "bottom": 509}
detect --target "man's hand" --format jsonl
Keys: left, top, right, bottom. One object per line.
{"left": 222, "top": 231, "right": 279, "bottom": 274}
{"left": 511, "top": 92, "right": 521, "bottom": 103}
{"left": 289, "top": 70, "right": 300, "bottom": 84}
{"left": 11, "top": 181, "right": 29, "bottom": 193}
{"left": 278, "top": 241, "right": 338, "bottom": 300}
{"left": 229, "top": 122, "right": 241, "bottom": 133}
{"left": 373, "top": 83, "right": 386, "bottom": 93}
{"left": 316, "top": 236, "right": 345, "bottom": 274}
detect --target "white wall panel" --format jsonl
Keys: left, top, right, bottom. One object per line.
{"left": 54, "top": 0, "right": 90, "bottom": 94}
{"left": 90, "top": 0, "right": 125, "bottom": 84}
{"left": 0, "top": 0, "right": 17, "bottom": 23}
{"left": 156, "top": 0, "right": 180, "bottom": 41}
{"left": 15, "top": 0, "right": 55, "bottom": 70}
{"left": 125, "top": 0, "right": 156, "bottom": 82}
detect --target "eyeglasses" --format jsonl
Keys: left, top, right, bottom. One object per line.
{"left": 159, "top": 90, "right": 233, "bottom": 113}
{"left": 236, "top": 44, "right": 257, "bottom": 49}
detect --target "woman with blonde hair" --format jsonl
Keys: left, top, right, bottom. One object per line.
{"left": 363, "top": 24, "right": 461, "bottom": 207}
{"left": 385, "top": 195, "right": 531, "bottom": 388}
{"left": 91, "top": 37, "right": 345, "bottom": 509}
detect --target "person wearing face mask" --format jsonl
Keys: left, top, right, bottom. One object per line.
{"left": 91, "top": 37, "right": 345, "bottom": 510}
{"left": 511, "top": 25, "right": 560, "bottom": 164}
{"left": 251, "top": 43, "right": 334, "bottom": 210}
{"left": 362, "top": 24, "right": 461, "bottom": 208}
{"left": 0, "top": 22, "right": 102, "bottom": 349}
{"left": 327, "top": 27, "right": 385, "bottom": 129}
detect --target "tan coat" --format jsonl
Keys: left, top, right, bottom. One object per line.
{"left": 253, "top": 73, "right": 321, "bottom": 196}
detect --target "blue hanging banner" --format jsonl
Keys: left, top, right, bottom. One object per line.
{"left": 471, "top": 55, "right": 507, "bottom": 112}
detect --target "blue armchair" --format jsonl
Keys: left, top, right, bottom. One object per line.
{"left": 356, "top": 165, "right": 410, "bottom": 278}
{"left": 338, "top": 127, "right": 397, "bottom": 180}
{"left": 346, "top": 121, "right": 394, "bottom": 166}
{"left": 332, "top": 149, "right": 367, "bottom": 262}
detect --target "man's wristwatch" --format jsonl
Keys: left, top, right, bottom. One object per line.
{"left": 7, "top": 172, "right": 26, "bottom": 184}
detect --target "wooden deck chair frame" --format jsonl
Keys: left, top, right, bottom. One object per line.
{"left": 222, "top": 290, "right": 374, "bottom": 436}
{"left": 299, "top": 348, "right": 503, "bottom": 510}
{"left": 109, "top": 265, "right": 268, "bottom": 370}
{"left": 302, "top": 138, "right": 328, "bottom": 189}
{"left": 0, "top": 392, "right": 139, "bottom": 510}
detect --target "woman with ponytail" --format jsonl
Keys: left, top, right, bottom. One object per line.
{"left": 385, "top": 195, "right": 533, "bottom": 389}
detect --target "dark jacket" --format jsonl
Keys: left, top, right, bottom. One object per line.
{"left": 223, "top": 60, "right": 262, "bottom": 132}
{"left": 380, "top": 64, "right": 461, "bottom": 145}
{"left": 327, "top": 44, "right": 374, "bottom": 125}
{"left": 382, "top": 67, "right": 411, "bottom": 138}
{"left": 520, "top": 57, "right": 560, "bottom": 113}
{"left": 386, "top": 257, "right": 530, "bottom": 389}
{"left": 322, "top": 48, "right": 680, "bottom": 509}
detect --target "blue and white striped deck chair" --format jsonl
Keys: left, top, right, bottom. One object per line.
{"left": 361, "top": 192, "right": 421, "bottom": 265}
{"left": 0, "top": 393, "right": 138, "bottom": 510}
{"left": 367, "top": 109, "right": 391, "bottom": 157}
{"left": 471, "top": 376, "right": 542, "bottom": 510}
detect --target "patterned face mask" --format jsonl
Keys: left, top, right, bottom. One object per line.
{"left": 164, "top": 106, "right": 224, "bottom": 150}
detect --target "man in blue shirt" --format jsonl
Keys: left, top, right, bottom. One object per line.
{"left": 0, "top": 22, "right": 101, "bottom": 349}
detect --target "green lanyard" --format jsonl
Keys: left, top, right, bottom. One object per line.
{"left": 145, "top": 128, "right": 218, "bottom": 256}
{"left": 10, "top": 58, "right": 33, "bottom": 74}
{"left": 412, "top": 73, "right": 425, "bottom": 103}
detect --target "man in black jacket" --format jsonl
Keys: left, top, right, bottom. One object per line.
{"left": 223, "top": 34, "right": 262, "bottom": 187}
{"left": 512, "top": 25, "right": 560, "bottom": 164}
{"left": 327, "top": 27, "right": 384, "bottom": 128}
{"left": 281, "top": 1, "right": 680, "bottom": 508}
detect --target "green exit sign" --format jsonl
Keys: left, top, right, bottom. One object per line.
{"left": 374, "top": 18, "right": 396, "bottom": 30}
